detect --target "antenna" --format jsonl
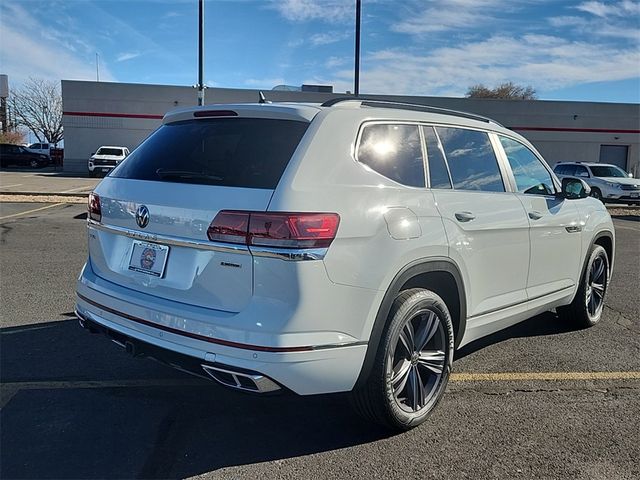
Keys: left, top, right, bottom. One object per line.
{"left": 258, "top": 91, "right": 271, "bottom": 104}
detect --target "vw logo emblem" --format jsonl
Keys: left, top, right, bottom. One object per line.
{"left": 135, "top": 205, "right": 150, "bottom": 229}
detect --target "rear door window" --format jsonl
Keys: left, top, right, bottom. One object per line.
{"left": 357, "top": 123, "right": 425, "bottom": 187}
{"left": 435, "top": 127, "right": 505, "bottom": 192}
{"left": 112, "top": 118, "right": 309, "bottom": 189}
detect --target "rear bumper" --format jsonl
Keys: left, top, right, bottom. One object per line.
{"left": 75, "top": 261, "right": 371, "bottom": 395}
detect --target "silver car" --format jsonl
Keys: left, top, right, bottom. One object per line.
{"left": 553, "top": 162, "right": 640, "bottom": 205}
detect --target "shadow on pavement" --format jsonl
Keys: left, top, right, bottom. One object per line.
{"left": 454, "top": 311, "right": 576, "bottom": 360}
{"left": 1, "top": 309, "right": 580, "bottom": 478}
{"left": 611, "top": 214, "right": 639, "bottom": 222}
{"left": 0, "top": 319, "right": 389, "bottom": 479}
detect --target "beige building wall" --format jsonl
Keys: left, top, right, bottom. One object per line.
{"left": 62, "top": 80, "right": 640, "bottom": 176}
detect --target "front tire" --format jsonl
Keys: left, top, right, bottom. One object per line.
{"left": 30, "top": 159, "right": 39, "bottom": 168}
{"left": 557, "top": 244, "right": 609, "bottom": 328}
{"left": 590, "top": 187, "right": 603, "bottom": 201}
{"left": 351, "top": 288, "right": 454, "bottom": 430}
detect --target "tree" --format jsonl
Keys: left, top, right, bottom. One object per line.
{"left": 0, "top": 130, "right": 26, "bottom": 145}
{"left": 466, "top": 82, "right": 537, "bottom": 100}
{"left": 9, "top": 77, "right": 63, "bottom": 145}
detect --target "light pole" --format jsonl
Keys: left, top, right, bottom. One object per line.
{"left": 197, "top": 0, "right": 205, "bottom": 106}
{"left": 354, "top": 0, "right": 361, "bottom": 96}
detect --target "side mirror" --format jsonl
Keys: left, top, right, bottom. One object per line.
{"left": 561, "top": 177, "right": 591, "bottom": 200}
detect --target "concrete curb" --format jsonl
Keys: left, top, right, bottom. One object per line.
{"left": 0, "top": 191, "right": 90, "bottom": 197}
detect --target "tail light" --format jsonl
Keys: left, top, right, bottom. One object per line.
{"left": 88, "top": 193, "right": 101, "bottom": 222}
{"left": 208, "top": 211, "right": 340, "bottom": 249}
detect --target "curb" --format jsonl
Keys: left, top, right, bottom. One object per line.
{"left": 0, "top": 191, "right": 90, "bottom": 197}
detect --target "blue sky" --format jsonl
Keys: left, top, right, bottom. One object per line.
{"left": 1, "top": 0, "right": 639, "bottom": 103}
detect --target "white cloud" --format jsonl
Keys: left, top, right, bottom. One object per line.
{"left": 576, "top": 0, "right": 640, "bottom": 18}
{"left": 325, "top": 56, "right": 349, "bottom": 68}
{"left": 392, "top": 0, "right": 505, "bottom": 34}
{"left": 309, "top": 31, "right": 350, "bottom": 46}
{"left": 116, "top": 52, "right": 141, "bottom": 62}
{"left": 0, "top": 3, "right": 115, "bottom": 86}
{"left": 269, "top": 0, "right": 353, "bottom": 23}
{"left": 321, "top": 34, "right": 640, "bottom": 96}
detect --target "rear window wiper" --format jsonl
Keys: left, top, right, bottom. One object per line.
{"left": 156, "top": 169, "right": 223, "bottom": 182}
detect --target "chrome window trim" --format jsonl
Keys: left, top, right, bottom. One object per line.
{"left": 249, "top": 245, "right": 329, "bottom": 261}
{"left": 88, "top": 220, "right": 328, "bottom": 261}
{"left": 88, "top": 219, "right": 250, "bottom": 255}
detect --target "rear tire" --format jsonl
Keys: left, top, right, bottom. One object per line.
{"left": 557, "top": 244, "right": 609, "bottom": 328}
{"left": 350, "top": 288, "right": 454, "bottom": 431}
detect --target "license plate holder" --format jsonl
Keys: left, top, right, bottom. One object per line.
{"left": 128, "top": 241, "right": 169, "bottom": 277}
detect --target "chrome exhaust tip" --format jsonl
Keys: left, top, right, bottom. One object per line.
{"left": 201, "top": 364, "right": 281, "bottom": 393}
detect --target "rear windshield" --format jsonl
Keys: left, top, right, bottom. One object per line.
{"left": 97, "top": 148, "right": 124, "bottom": 156}
{"left": 111, "top": 118, "right": 309, "bottom": 189}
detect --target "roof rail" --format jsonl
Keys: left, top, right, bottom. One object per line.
{"left": 320, "top": 96, "right": 503, "bottom": 126}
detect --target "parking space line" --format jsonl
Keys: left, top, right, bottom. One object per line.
{"left": 450, "top": 371, "right": 640, "bottom": 381}
{"left": 0, "top": 203, "right": 65, "bottom": 221}
{"left": 62, "top": 186, "right": 93, "bottom": 193}
{"left": 0, "top": 184, "right": 23, "bottom": 188}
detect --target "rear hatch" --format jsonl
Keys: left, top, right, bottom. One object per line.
{"left": 88, "top": 110, "right": 313, "bottom": 312}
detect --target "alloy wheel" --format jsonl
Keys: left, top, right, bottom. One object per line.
{"left": 585, "top": 254, "right": 606, "bottom": 319}
{"left": 387, "top": 309, "right": 447, "bottom": 413}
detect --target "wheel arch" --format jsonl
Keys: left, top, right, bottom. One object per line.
{"left": 354, "top": 257, "right": 467, "bottom": 389}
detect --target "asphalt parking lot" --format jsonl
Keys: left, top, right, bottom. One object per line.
{"left": 1, "top": 202, "right": 639, "bottom": 479}
{"left": 0, "top": 169, "right": 99, "bottom": 195}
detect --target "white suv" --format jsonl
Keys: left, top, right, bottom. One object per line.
{"left": 88, "top": 145, "right": 130, "bottom": 176}
{"left": 553, "top": 162, "right": 640, "bottom": 205}
{"left": 76, "top": 100, "right": 615, "bottom": 430}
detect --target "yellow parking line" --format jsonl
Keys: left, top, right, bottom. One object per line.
{"left": 450, "top": 371, "right": 640, "bottom": 381}
{"left": 0, "top": 202, "right": 65, "bottom": 221}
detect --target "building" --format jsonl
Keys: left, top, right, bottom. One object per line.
{"left": 62, "top": 80, "right": 640, "bottom": 175}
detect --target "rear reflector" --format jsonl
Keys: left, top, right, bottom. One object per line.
{"left": 208, "top": 211, "right": 340, "bottom": 249}
{"left": 88, "top": 192, "right": 101, "bottom": 222}
{"left": 193, "top": 110, "right": 238, "bottom": 118}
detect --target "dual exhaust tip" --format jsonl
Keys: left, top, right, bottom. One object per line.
{"left": 77, "top": 310, "right": 281, "bottom": 394}
{"left": 201, "top": 364, "right": 281, "bottom": 393}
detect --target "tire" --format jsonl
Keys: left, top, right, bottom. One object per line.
{"left": 29, "top": 159, "right": 39, "bottom": 168}
{"left": 590, "top": 188, "right": 603, "bottom": 201}
{"left": 350, "top": 288, "right": 454, "bottom": 431}
{"left": 557, "top": 244, "right": 609, "bottom": 328}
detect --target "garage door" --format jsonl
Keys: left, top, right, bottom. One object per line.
{"left": 599, "top": 145, "right": 628, "bottom": 170}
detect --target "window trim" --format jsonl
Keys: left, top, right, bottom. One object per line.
{"left": 353, "top": 121, "right": 428, "bottom": 189}
{"left": 432, "top": 126, "right": 509, "bottom": 194}
{"left": 354, "top": 120, "right": 515, "bottom": 193}
{"left": 492, "top": 132, "right": 560, "bottom": 197}
{"left": 423, "top": 125, "right": 453, "bottom": 190}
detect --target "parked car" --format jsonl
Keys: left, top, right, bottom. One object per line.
{"left": 76, "top": 100, "right": 615, "bottom": 430}
{"left": 553, "top": 162, "right": 640, "bottom": 205}
{"left": 26, "top": 142, "right": 51, "bottom": 158}
{"left": 88, "top": 146, "right": 130, "bottom": 176}
{"left": 0, "top": 143, "right": 49, "bottom": 168}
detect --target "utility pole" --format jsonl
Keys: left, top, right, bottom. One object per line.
{"left": 96, "top": 53, "right": 100, "bottom": 82}
{"left": 354, "top": 0, "right": 361, "bottom": 96}
{"left": 197, "top": 0, "right": 205, "bottom": 106}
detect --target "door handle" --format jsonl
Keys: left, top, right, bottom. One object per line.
{"left": 455, "top": 211, "right": 476, "bottom": 222}
{"left": 528, "top": 211, "right": 543, "bottom": 220}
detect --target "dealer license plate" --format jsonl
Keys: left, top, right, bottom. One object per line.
{"left": 128, "top": 241, "right": 169, "bottom": 277}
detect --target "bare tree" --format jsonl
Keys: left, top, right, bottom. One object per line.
{"left": 0, "top": 130, "right": 26, "bottom": 145}
{"left": 466, "top": 82, "right": 537, "bottom": 100}
{"left": 9, "top": 77, "right": 63, "bottom": 145}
